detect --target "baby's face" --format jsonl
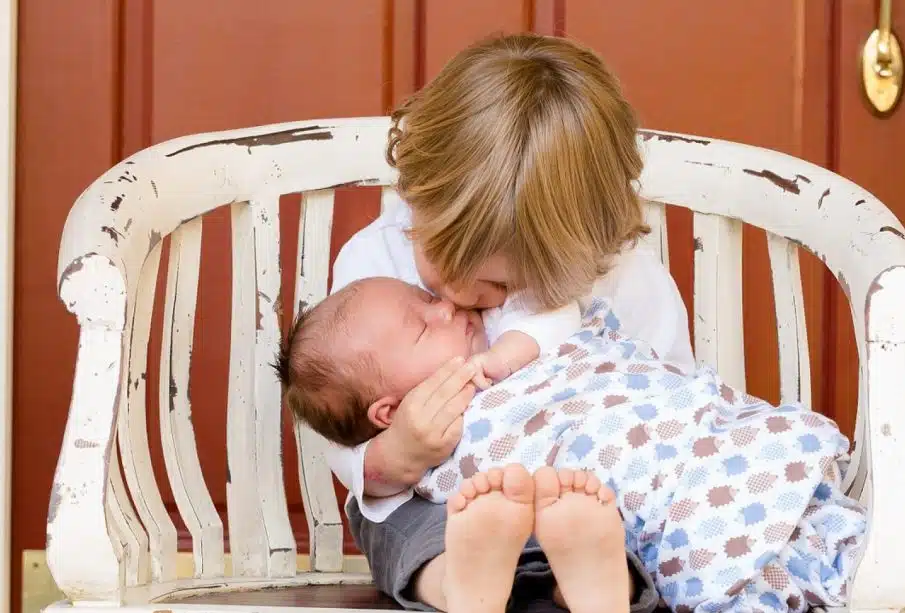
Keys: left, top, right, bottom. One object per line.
{"left": 346, "top": 278, "right": 488, "bottom": 398}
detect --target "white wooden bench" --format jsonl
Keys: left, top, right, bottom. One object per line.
{"left": 46, "top": 117, "right": 905, "bottom": 613}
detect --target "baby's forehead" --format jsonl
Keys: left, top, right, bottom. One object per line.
{"left": 337, "top": 278, "right": 414, "bottom": 325}
{"left": 353, "top": 277, "right": 420, "bottom": 304}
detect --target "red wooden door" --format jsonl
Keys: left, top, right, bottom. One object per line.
{"left": 14, "top": 2, "right": 902, "bottom": 611}
{"left": 828, "top": 0, "right": 905, "bottom": 437}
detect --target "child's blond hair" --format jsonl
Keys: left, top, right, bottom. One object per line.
{"left": 387, "top": 33, "right": 648, "bottom": 310}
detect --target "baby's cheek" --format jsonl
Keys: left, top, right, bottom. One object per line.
{"left": 471, "top": 329, "right": 489, "bottom": 355}
{"left": 383, "top": 347, "right": 431, "bottom": 397}
{"left": 410, "top": 348, "right": 453, "bottom": 388}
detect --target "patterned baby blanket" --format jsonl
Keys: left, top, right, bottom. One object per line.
{"left": 415, "top": 300, "right": 866, "bottom": 613}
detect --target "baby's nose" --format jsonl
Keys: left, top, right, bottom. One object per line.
{"left": 424, "top": 298, "right": 456, "bottom": 324}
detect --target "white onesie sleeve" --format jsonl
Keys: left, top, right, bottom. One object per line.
{"left": 482, "top": 292, "right": 583, "bottom": 355}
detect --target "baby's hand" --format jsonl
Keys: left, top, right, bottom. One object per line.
{"left": 466, "top": 351, "right": 513, "bottom": 391}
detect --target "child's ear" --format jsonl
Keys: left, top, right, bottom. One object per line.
{"left": 367, "top": 396, "right": 398, "bottom": 430}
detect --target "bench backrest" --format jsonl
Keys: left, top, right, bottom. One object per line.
{"left": 49, "top": 117, "right": 905, "bottom": 607}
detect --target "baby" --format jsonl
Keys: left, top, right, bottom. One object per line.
{"left": 277, "top": 275, "right": 578, "bottom": 447}
{"left": 277, "top": 276, "right": 867, "bottom": 613}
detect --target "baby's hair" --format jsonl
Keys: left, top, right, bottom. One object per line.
{"left": 273, "top": 284, "right": 381, "bottom": 448}
{"left": 387, "top": 33, "right": 648, "bottom": 310}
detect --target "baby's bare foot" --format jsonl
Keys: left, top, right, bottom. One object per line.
{"left": 535, "top": 467, "right": 630, "bottom": 613}
{"left": 444, "top": 465, "right": 534, "bottom": 613}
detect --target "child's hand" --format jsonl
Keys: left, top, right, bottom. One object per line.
{"left": 467, "top": 351, "right": 513, "bottom": 391}
{"left": 371, "top": 357, "right": 478, "bottom": 490}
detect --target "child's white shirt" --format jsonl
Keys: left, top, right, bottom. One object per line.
{"left": 326, "top": 194, "right": 694, "bottom": 522}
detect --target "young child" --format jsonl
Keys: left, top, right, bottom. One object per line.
{"left": 303, "top": 33, "right": 694, "bottom": 613}
{"left": 278, "top": 279, "right": 866, "bottom": 613}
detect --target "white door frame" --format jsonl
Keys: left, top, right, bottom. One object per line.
{"left": 0, "top": 0, "right": 14, "bottom": 612}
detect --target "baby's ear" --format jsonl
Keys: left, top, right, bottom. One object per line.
{"left": 367, "top": 396, "right": 398, "bottom": 430}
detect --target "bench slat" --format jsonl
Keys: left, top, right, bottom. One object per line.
{"left": 226, "top": 203, "right": 269, "bottom": 577}
{"left": 766, "top": 233, "right": 811, "bottom": 406}
{"left": 160, "top": 218, "right": 225, "bottom": 578}
{"left": 119, "top": 243, "right": 178, "bottom": 582}
{"left": 693, "top": 212, "right": 745, "bottom": 390}
{"left": 293, "top": 190, "right": 344, "bottom": 573}
{"left": 106, "top": 443, "right": 150, "bottom": 586}
{"left": 643, "top": 200, "right": 670, "bottom": 270}
{"left": 251, "top": 196, "right": 297, "bottom": 577}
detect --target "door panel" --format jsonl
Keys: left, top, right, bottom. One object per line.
{"left": 422, "top": 0, "right": 532, "bottom": 80}
{"left": 566, "top": 1, "right": 833, "bottom": 426}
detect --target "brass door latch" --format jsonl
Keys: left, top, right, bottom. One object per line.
{"left": 861, "top": 0, "right": 903, "bottom": 115}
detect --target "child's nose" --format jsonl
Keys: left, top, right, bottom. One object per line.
{"left": 443, "top": 285, "right": 478, "bottom": 309}
{"left": 474, "top": 284, "right": 506, "bottom": 309}
{"left": 424, "top": 298, "right": 456, "bottom": 324}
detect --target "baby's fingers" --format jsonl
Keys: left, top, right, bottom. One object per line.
{"left": 471, "top": 372, "right": 493, "bottom": 391}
